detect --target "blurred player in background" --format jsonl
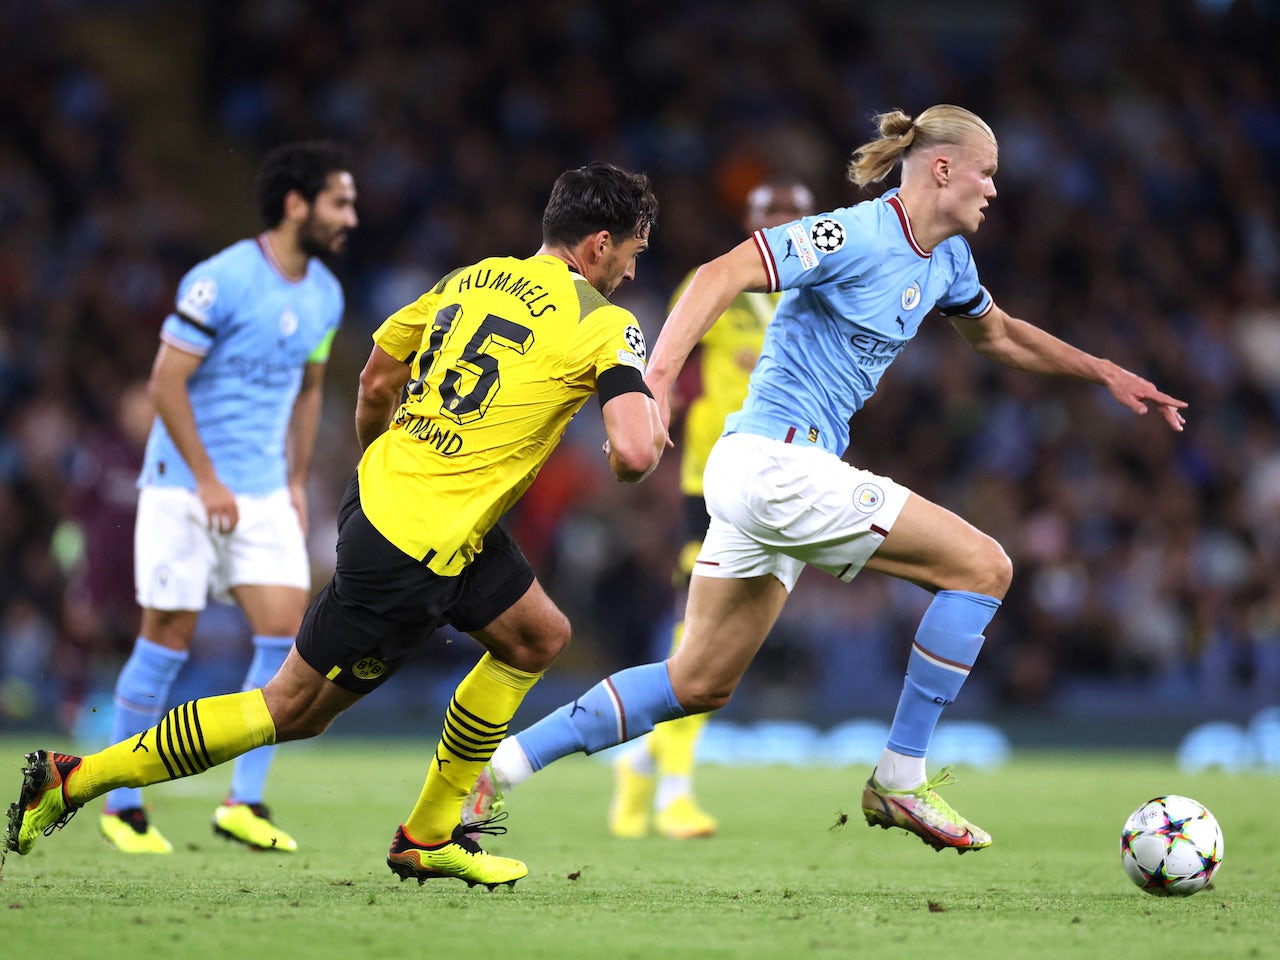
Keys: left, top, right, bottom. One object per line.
{"left": 609, "top": 177, "right": 814, "bottom": 840}
{"left": 8, "top": 162, "right": 666, "bottom": 891}
{"left": 54, "top": 381, "right": 155, "bottom": 729}
{"left": 99, "top": 141, "right": 357, "bottom": 854}
{"left": 469, "top": 104, "right": 1187, "bottom": 859}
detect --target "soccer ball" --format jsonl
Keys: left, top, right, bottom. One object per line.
{"left": 1119, "top": 795, "right": 1224, "bottom": 896}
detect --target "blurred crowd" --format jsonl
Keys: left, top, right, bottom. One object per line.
{"left": 1, "top": 0, "right": 1278, "bottom": 731}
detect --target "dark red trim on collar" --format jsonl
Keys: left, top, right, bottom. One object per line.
{"left": 886, "top": 195, "right": 930, "bottom": 259}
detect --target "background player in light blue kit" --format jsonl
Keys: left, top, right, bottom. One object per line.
{"left": 469, "top": 104, "right": 1188, "bottom": 859}
{"left": 101, "top": 141, "right": 357, "bottom": 854}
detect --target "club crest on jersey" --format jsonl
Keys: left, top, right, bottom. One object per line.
{"left": 279, "top": 307, "right": 299, "bottom": 338}
{"left": 785, "top": 223, "right": 818, "bottom": 270}
{"left": 901, "top": 281, "right": 922, "bottom": 312}
{"left": 624, "top": 324, "right": 647, "bottom": 360}
{"left": 178, "top": 277, "right": 218, "bottom": 320}
{"left": 852, "top": 482, "right": 884, "bottom": 513}
{"left": 810, "top": 218, "right": 846, "bottom": 253}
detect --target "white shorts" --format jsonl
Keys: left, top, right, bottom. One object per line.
{"left": 135, "top": 486, "right": 310, "bottom": 610}
{"left": 697, "top": 432, "right": 910, "bottom": 592}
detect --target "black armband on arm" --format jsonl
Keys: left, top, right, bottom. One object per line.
{"left": 939, "top": 290, "right": 989, "bottom": 318}
{"left": 596, "top": 365, "right": 653, "bottom": 408}
{"left": 175, "top": 310, "right": 216, "bottom": 338}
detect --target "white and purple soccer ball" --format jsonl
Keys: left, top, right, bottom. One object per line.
{"left": 1120, "top": 795, "right": 1224, "bottom": 896}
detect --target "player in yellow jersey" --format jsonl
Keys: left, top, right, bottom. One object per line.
{"left": 6, "top": 162, "right": 667, "bottom": 890}
{"left": 608, "top": 179, "right": 814, "bottom": 839}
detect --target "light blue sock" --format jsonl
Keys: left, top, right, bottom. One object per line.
{"left": 104, "top": 637, "right": 189, "bottom": 813}
{"left": 227, "top": 635, "right": 292, "bottom": 805}
{"left": 886, "top": 590, "right": 1001, "bottom": 758}
{"left": 516, "top": 662, "right": 684, "bottom": 771}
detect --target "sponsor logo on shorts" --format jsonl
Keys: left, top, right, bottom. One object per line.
{"left": 852, "top": 482, "right": 884, "bottom": 513}
{"left": 352, "top": 657, "right": 386, "bottom": 681}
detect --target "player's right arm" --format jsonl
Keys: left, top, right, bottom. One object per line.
{"left": 356, "top": 288, "right": 439, "bottom": 449}
{"left": 645, "top": 239, "right": 767, "bottom": 429}
{"left": 147, "top": 341, "right": 239, "bottom": 532}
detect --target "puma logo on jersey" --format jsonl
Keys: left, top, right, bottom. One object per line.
{"left": 785, "top": 223, "right": 818, "bottom": 270}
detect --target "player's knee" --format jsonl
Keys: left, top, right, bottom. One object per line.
{"left": 682, "top": 688, "right": 732, "bottom": 714}
{"left": 266, "top": 700, "right": 333, "bottom": 742}
{"left": 671, "top": 674, "right": 735, "bottom": 714}
{"left": 967, "top": 535, "right": 1012, "bottom": 599}
{"left": 541, "top": 610, "right": 573, "bottom": 663}
{"left": 273, "top": 714, "right": 331, "bottom": 742}
{"left": 516, "top": 609, "right": 572, "bottom": 671}
{"left": 261, "top": 679, "right": 333, "bottom": 742}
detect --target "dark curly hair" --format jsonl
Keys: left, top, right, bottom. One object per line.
{"left": 255, "top": 141, "right": 353, "bottom": 228}
{"left": 542, "top": 161, "right": 658, "bottom": 247}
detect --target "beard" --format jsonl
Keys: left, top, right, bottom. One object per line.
{"left": 297, "top": 216, "right": 346, "bottom": 264}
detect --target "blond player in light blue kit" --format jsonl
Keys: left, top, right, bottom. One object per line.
{"left": 101, "top": 142, "right": 357, "bottom": 854}
{"left": 469, "top": 105, "right": 1187, "bottom": 859}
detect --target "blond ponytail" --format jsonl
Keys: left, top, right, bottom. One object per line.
{"left": 847, "top": 105, "right": 995, "bottom": 188}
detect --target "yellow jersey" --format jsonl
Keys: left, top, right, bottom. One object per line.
{"left": 359, "top": 254, "right": 647, "bottom": 576}
{"left": 673, "top": 270, "right": 779, "bottom": 495}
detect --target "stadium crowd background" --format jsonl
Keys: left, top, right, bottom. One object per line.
{"left": 1, "top": 0, "right": 1278, "bottom": 741}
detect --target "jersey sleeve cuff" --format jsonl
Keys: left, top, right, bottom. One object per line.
{"left": 753, "top": 230, "right": 779, "bottom": 292}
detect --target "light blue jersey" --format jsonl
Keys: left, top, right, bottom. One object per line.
{"left": 139, "top": 236, "right": 344, "bottom": 494}
{"left": 727, "top": 191, "right": 992, "bottom": 456}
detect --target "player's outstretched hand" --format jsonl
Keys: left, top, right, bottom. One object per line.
{"left": 1104, "top": 363, "right": 1187, "bottom": 432}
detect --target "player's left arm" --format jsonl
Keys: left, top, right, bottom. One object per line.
{"left": 600, "top": 367, "right": 666, "bottom": 483}
{"left": 949, "top": 302, "right": 1187, "bottom": 432}
{"left": 590, "top": 311, "right": 666, "bottom": 482}
{"left": 286, "top": 360, "right": 326, "bottom": 532}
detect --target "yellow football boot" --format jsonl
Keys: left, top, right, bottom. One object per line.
{"left": 387, "top": 818, "right": 526, "bottom": 890}
{"left": 654, "top": 794, "right": 718, "bottom": 839}
{"left": 101, "top": 808, "right": 173, "bottom": 854}
{"left": 6, "top": 750, "right": 83, "bottom": 856}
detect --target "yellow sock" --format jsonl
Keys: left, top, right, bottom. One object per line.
{"left": 652, "top": 711, "right": 709, "bottom": 780}
{"left": 403, "top": 653, "right": 541, "bottom": 842}
{"left": 69, "top": 691, "right": 275, "bottom": 805}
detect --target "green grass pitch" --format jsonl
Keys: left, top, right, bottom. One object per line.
{"left": 0, "top": 737, "right": 1275, "bottom": 960}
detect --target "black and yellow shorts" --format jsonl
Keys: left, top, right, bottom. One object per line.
{"left": 296, "top": 474, "right": 535, "bottom": 694}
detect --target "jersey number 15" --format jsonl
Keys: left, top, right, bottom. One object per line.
{"left": 406, "top": 303, "right": 535, "bottom": 425}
